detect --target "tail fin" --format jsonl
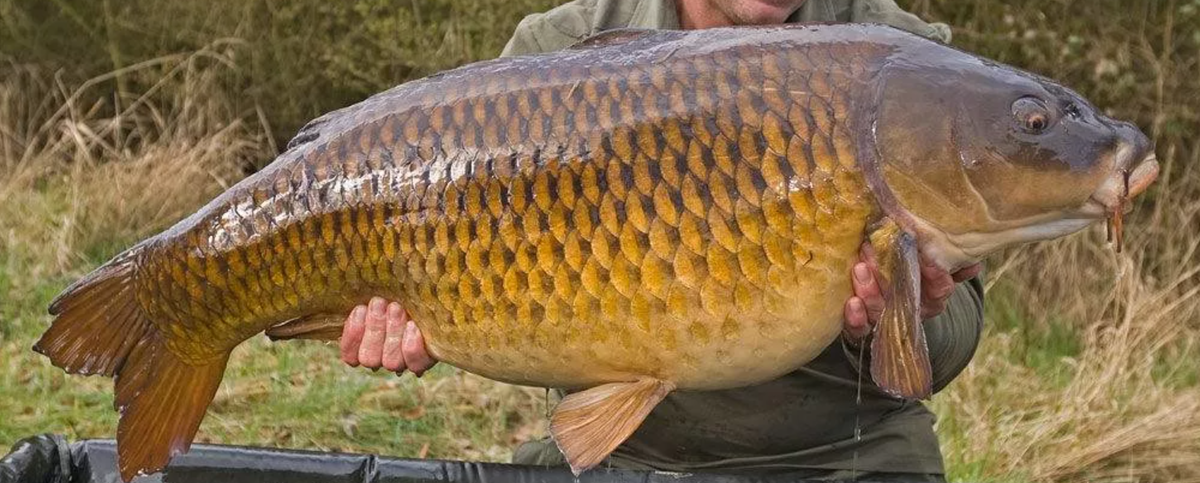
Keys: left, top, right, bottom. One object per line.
{"left": 35, "top": 250, "right": 149, "bottom": 376}
{"left": 114, "top": 334, "right": 228, "bottom": 481}
{"left": 34, "top": 250, "right": 229, "bottom": 482}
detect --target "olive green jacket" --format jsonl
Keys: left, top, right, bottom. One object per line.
{"left": 498, "top": 0, "right": 979, "bottom": 477}
{"left": 502, "top": 0, "right": 951, "bottom": 57}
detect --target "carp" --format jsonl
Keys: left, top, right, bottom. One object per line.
{"left": 34, "top": 24, "right": 1157, "bottom": 480}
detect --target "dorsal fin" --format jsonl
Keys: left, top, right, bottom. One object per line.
{"left": 571, "top": 28, "right": 658, "bottom": 49}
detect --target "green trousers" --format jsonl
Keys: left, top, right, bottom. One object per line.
{"left": 512, "top": 438, "right": 947, "bottom": 483}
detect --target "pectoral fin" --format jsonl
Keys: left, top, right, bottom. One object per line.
{"left": 868, "top": 224, "right": 933, "bottom": 399}
{"left": 265, "top": 313, "right": 345, "bottom": 341}
{"left": 550, "top": 378, "right": 674, "bottom": 475}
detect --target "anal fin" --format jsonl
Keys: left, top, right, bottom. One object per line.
{"left": 265, "top": 313, "right": 346, "bottom": 341}
{"left": 868, "top": 223, "right": 933, "bottom": 399}
{"left": 550, "top": 378, "right": 674, "bottom": 475}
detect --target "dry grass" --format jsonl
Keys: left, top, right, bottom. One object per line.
{"left": 0, "top": 43, "right": 265, "bottom": 274}
{"left": 935, "top": 248, "right": 1200, "bottom": 482}
{"left": 0, "top": 0, "right": 561, "bottom": 141}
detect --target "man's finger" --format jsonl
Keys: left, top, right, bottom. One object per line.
{"left": 853, "top": 262, "right": 885, "bottom": 322}
{"left": 859, "top": 241, "right": 876, "bottom": 265}
{"left": 843, "top": 296, "right": 871, "bottom": 342}
{"left": 921, "top": 262, "right": 956, "bottom": 302}
{"left": 357, "top": 297, "right": 388, "bottom": 369}
{"left": 380, "top": 303, "right": 407, "bottom": 373}
{"left": 340, "top": 305, "right": 367, "bottom": 367}
{"left": 402, "top": 316, "right": 436, "bottom": 377}
{"left": 952, "top": 263, "right": 983, "bottom": 283}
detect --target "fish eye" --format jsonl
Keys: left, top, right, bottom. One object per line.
{"left": 1012, "top": 97, "right": 1053, "bottom": 134}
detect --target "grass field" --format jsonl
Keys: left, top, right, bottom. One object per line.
{"left": 2, "top": 1, "right": 1198, "bottom": 482}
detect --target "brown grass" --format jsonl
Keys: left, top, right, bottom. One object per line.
{"left": 0, "top": 42, "right": 267, "bottom": 275}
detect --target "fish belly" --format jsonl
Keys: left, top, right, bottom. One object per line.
{"left": 427, "top": 260, "right": 859, "bottom": 391}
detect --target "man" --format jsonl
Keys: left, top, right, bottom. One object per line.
{"left": 340, "top": 1, "right": 983, "bottom": 481}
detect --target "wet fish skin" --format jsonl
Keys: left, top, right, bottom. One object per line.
{"left": 137, "top": 26, "right": 880, "bottom": 388}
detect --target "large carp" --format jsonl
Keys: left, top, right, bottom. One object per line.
{"left": 35, "top": 24, "right": 1157, "bottom": 480}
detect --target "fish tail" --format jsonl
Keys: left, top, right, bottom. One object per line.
{"left": 113, "top": 333, "right": 228, "bottom": 481}
{"left": 35, "top": 248, "right": 149, "bottom": 376}
{"left": 34, "top": 248, "right": 229, "bottom": 482}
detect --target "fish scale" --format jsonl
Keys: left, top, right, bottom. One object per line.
{"left": 343, "top": 35, "right": 868, "bottom": 386}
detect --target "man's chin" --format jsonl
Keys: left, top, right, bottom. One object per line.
{"left": 723, "top": 0, "right": 806, "bottom": 25}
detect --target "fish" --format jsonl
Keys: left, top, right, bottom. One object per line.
{"left": 33, "top": 24, "right": 1158, "bottom": 481}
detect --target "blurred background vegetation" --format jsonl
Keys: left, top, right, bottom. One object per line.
{"left": 1, "top": 0, "right": 562, "bottom": 142}
{"left": 1, "top": 1, "right": 1198, "bottom": 482}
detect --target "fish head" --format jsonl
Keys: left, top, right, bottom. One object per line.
{"left": 869, "top": 45, "right": 1158, "bottom": 269}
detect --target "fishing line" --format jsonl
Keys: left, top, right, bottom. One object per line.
{"left": 851, "top": 338, "right": 865, "bottom": 482}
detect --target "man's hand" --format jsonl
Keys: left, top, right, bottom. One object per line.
{"left": 340, "top": 297, "right": 437, "bottom": 376}
{"left": 842, "top": 243, "right": 982, "bottom": 342}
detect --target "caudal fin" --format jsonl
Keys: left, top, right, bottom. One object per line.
{"left": 34, "top": 250, "right": 229, "bottom": 482}
{"left": 114, "top": 334, "right": 228, "bottom": 481}
{"left": 34, "top": 251, "right": 150, "bottom": 376}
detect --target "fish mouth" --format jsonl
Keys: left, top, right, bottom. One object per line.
{"left": 1083, "top": 151, "right": 1159, "bottom": 251}
{"left": 1086, "top": 153, "right": 1159, "bottom": 214}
